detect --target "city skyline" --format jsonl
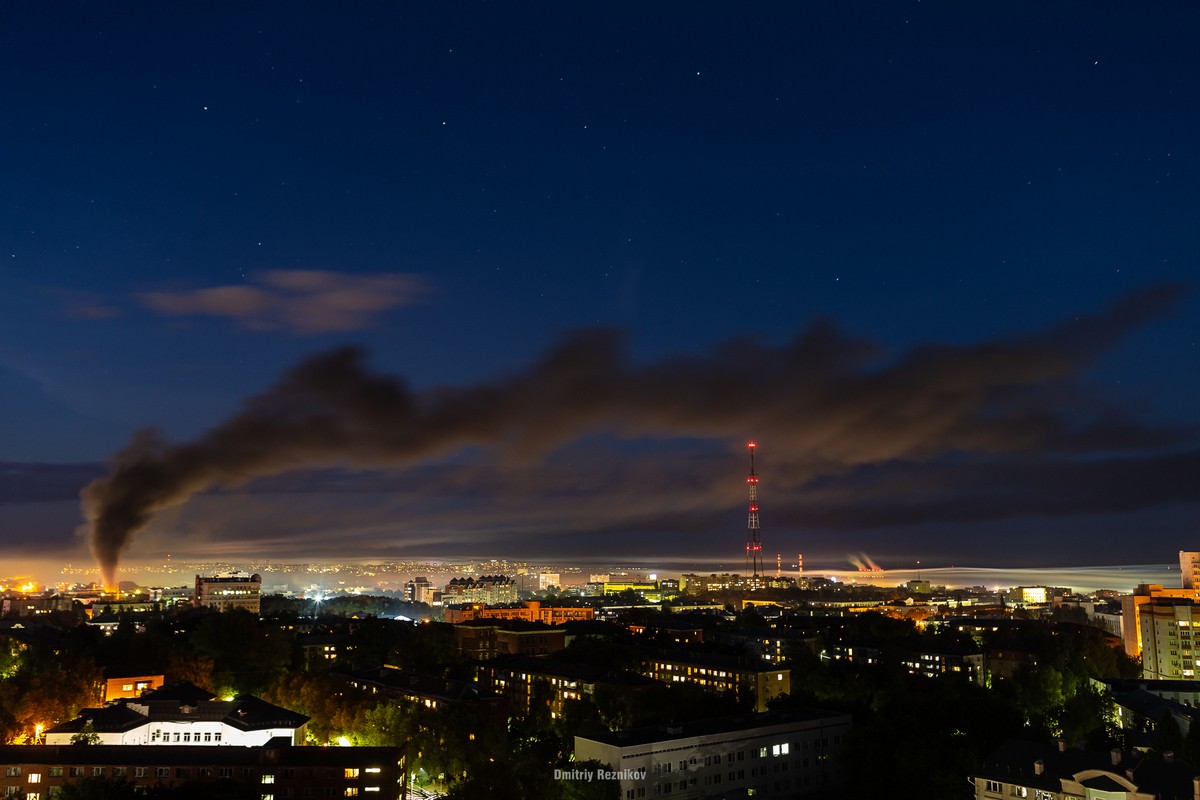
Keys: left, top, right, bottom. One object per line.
{"left": 2, "top": 3, "right": 1198, "bottom": 579}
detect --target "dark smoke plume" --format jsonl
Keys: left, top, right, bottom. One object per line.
{"left": 82, "top": 285, "right": 1183, "bottom": 585}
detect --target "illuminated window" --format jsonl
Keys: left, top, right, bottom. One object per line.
{"left": 27, "top": 775, "right": 41, "bottom": 784}
{"left": 344, "top": 791, "right": 359, "bottom": 797}
{"left": 364, "top": 768, "right": 380, "bottom": 774}
{"left": 263, "top": 775, "right": 276, "bottom": 784}
{"left": 344, "top": 769, "right": 359, "bottom": 779}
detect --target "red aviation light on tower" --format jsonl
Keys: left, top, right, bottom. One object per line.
{"left": 744, "top": 441, "right": 763, "bottom": 581}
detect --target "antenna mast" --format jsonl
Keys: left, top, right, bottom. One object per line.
{"left": 745, "top": 442, "right": 764, "bottom": 582}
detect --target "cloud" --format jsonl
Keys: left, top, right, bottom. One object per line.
{"left": 79, "top": 284, "right": 1189, "bottom": 585}
{"left": 138, "top": 270, "right": 428, "bottom": 333}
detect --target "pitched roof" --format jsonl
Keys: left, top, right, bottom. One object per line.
{"left": 976, "top": 740, "right": 1200, "bottom": 800}
{"left": 46, "top": 684, "right": 309, "bottom": 736}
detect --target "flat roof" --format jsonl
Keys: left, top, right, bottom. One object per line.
{"left": 577, "top": 709, "right": 850, "bottom": 749}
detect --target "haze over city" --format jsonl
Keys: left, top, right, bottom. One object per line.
{"left": 2, "top": 3, "right": 1198, "bottom": 585}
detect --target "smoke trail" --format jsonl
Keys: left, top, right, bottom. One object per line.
{"left": 82, "top": 285, "right": 1182, "bottom": 585}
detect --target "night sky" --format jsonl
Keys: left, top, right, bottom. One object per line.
{"left": 2, "top": 2, "right": 1198, "bottom": 579}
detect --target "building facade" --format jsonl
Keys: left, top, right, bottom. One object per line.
{"left": 194, "top": 572, "right": 262, "bottom": 614}
{"left": 1181, "top": 551, "right": 1200, "bottom": 590}
{"left": 1139, "top": 597, "right": 1199, "bottom": 680}
{"left": 441, "top": 575, "right": 517, "bottom": 606}
{"left": 973, "top": 739, "right": 1199, "bottom": 800}
{"left": 642, "top": 652, "right": 790, "bottom": 712}
{"left": 453, "top": 620, "right": 567, "bottom": 660}
{"left": 1120, "top": 583, "right": 1200, "bottom": 658}
{"left": 0, "top": 744, "right": 405, "bottom": 800}
{"left": 442, "top": 600, "right": 594, "bottom": 625}
{"left": 45, "top": 683, "right": 308, "bottom": 747}
{"left": 574, "top": 709, "right": 851, "bottom": 799}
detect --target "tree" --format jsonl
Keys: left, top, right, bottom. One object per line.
{"left": 70, "top": 720, "right": 101, "bottom": 746}
{"left": 191, "top": 610, "right": 294, "bottom": 695}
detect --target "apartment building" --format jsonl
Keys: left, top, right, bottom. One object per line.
{"left": 574, "top": 709, "right": 850, "bottom": 799}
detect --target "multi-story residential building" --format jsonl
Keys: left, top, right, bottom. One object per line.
{"left": 295, "top": 632, "right": 354, "bottom": 669}
{"left": 442, "top": 600, "right": 594, "bottom": 625}
{"left": 476, "top": 654, "right": 658, "bottom": 719}
{"left": 1138, "top": 597, "right": 1199, "bottom": 680}
{"left": 44, "top": 683, "right": 308, "bottom": 746}
{"left": 404, "top": 577, "right": 435, "bottom": 605}
{"left": 0, "top": 744, "right": 405, "bottom": 799}
{"left": 901, "top": 645, "right": 985, "bottom": 683}
{"left": 336, "top": 664, "right": 503, "bottom": 713}
{"left": 442, "top": 575, "right": 517, "bottom": 606}
{"left": 630, "top": 624, "right": 705, "bottom": 645}
{"left": 574, "top": 709, "right": 851, "bottom": 799}
{"left": 1098, "top": 677, "right": 1200, "bottom": 709}
{"left": 715, "top": 629, "right": 818, "bottom": 664}
{"left": 985, "top": 649, "right": 1038, "bottom": 684}
{"left": 640, "top": 650, "right": 790, "bottom": 712}
{"left": 194, "top": 572, "right": 262, "bottom": 614}
{"left": 972, "top": 740, "right": 1198, "bottom": 800}
{"left": 1120, "top": 583, "right": 1200, "bottom": 658}
{"left": 1181, "top": 551, "right": 1200, "bottom": 590}
{"left": 453, "top": 619, "right": 567, "bottom": 660}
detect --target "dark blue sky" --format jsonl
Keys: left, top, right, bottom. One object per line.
{"left": 2, "top": 2, "right": 1198, "bottom": 578}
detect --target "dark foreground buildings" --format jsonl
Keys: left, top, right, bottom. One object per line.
{"left": 0, "top": 743, "right": 406, "bottom": 799}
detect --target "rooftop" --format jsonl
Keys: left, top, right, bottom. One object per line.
{"left": 578, "top": 709, "right": 851, "bottom": 749}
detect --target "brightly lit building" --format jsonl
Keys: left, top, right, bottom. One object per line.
{"left": 441, "top": 600, "right": 594, "bottom": 625}
{"left": 1181, "top": 551, "right": 1200, "bottom": 590}
{"left": 1138, "top": 598, "right": 1199, "bottom": 680}
{"left": 103, "top": 673, "right": 165, "bottom": 702}
{"left": 44, "top": 683, "right": 308, "bottom": 746}
{"left": 574, "top": 709, "right": 851, "bottom": 799}
{"left": 404, "top": 576, "right": 435, "bottom": 605}
{"left": 441, "top": 575, "right": 517, "bottom": 606}
{"left": 193, "top": 572, "right": 262, "bottom": 614}
{"left": 1120, "top": 584, "right": 1200, "bottom": 658}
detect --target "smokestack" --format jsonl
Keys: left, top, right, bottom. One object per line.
{"left": 1033, "top": 759, "right": 1044, "bottom": 775}
{"left": 1111, "top": 747, "right": 1122, "bottom": 766}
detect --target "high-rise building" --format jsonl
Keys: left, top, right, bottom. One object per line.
{"left": 1139, "top": 597, "right": 1198, "bottom": 680}
{"left": 405, "top": 576, "right": 434, "bottom": 605}
{"left": 1120, "top": 583, "right": 1200, "bottom": 657}
{"left": 193, "top": 572, "right": 261, "bottom": 614}
{"left": 1180, "top": 551, "right": 1200, "bottom": 589}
